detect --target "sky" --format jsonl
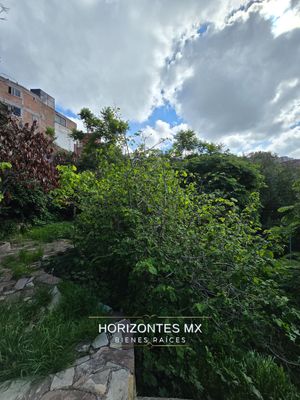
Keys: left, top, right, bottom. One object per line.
{"left": 0, "top": 0, "right": 300, "bottom": 156}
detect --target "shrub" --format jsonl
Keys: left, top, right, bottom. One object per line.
{"left": 53, "top": 154, "right": 300, "bottom": 398}
{"left": 0, "top": 107, "right": 58, "bottom": 221}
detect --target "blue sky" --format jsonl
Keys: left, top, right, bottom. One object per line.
{"left": 3, "top": 0, "right": 300, "bottom": 157}
{"left": 56, "top": 101, "right": 184, "bottom": 137}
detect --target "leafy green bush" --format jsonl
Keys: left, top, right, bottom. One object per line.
{"left": 53, "top": 153, "right": 300, "bottom": 399}
{"left": 204, "top": 351, "right": 299, "bottom": 400}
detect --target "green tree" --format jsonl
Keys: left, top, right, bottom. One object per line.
{"left": 172, "top": 129, "right": 223, "bottom": 157}
{"left": 184, "top": 153, "right": 263, "bottom": 208}
{"left": 173, "top": 129, "right": 199, "bottom": 156}
{"left": 71, "top": 106, "right": 129, "bottom": 170}
{"left": 247, "top": 152, "right": 299, "bottom": 228}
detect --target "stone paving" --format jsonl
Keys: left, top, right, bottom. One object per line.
{"left": 0, "top": 240, "right": 72, "bottom": 303}
{"left": 0, "top": 241, "right": 136, "bottom": 399}
{"left": 0, "top": 323, "right": 135, "bottom": 400}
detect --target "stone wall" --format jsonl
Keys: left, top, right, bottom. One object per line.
{"left": 0, "top": 320, "right": 135, "bottom": 400}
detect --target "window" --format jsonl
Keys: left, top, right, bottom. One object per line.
{"left": 32, "top": 114, "right": 39, "bottom": 123}
{"left": 8, "top": 105, "right": 21, "bottom": 117}
{"left": 8, "top": 86, "right": 21, "bottom": 97}
{"left": 55, "top": 113, "right": 66, "bottom": 127}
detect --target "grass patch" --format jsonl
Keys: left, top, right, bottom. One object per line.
{"left": 22, "top": 222, "right": 74, "bottom": 243}
{"left": 0, "top": 281, "right": 103, "bottom": 382}
{"left": 2, "top": 248, "right": 43, "bottom": 278}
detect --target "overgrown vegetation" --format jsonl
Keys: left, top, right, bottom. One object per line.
{"left": 22, "top": 221, "right": 74, "bottom": 243}
{"left": 0, "top": 104, "right": 58, "bottom": 225}
{"left": 0, "top": 282, "right": 102, "bottom": 381}
{"left": 2, "top": 248, "right": 43, "bottom": 278}
{"left": 52, "top": 116, "right": 300, "bottom": 399}
{"left": 1, "top": 104, "right": 300, "bottom": 399}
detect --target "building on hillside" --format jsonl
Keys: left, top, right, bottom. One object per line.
{"left": 280, "top": 157, "right": 300, "bottom": 167}
{"left": 0, "top": 75, "right": 77, "bottom": 152}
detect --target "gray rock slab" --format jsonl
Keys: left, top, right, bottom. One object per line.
{"left": 23, "top": 377, "right": 51, "bottom": 400}
{"left": 0, "top": 242, "right": 11, "bottom": 252}
{"left": 48, "top": 286, "right": 61, "bottom": 311}
{"left": 15, "top": 278, "right": 29, "bottom": 290}
{"left": 50, "top": 367, "right": 75, "bottom": 390}
{"left": 75, "top": 341, "right": 91, "bottom": 354}
{"left": 0, "top": 270, "right": 13, "bottom": 282}
{"left": 74, "top": 355, "right": 90, "bottom": 366}
{"left": 92, "top": 332, "right": 109, "bottom": 350}
{"left": 0, "top": 280, "right": 15, "bottom": 293}
{"left": 94, "top": 348, "right": 134, "bottom": 374}
{"left": 41, "top": 390, "right": 96, "bottom": 400}
{"left": 74, "top": 369, "right": 110, "bottom": 396}
{"left": 110, "top": 331, "right": 123, "bottom": 349}
{"left": 106, "top": 369, "right": 132, "bottom": 400}
{"left": 0, "top": 379, "right": 31, "bottom": 400}
{"left": 35, "top": 273, "right": 61, "bottom": 285}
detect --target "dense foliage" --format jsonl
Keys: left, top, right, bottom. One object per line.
{"left": 71, "top": 106, "right": 129, "bottom": 170}
{"left": 0, "top": 106, "right": 58, "bottom": 223}
{"left": 54, "top": 144, "right": 300, "bottom": 399}
{"left": 183, "top": 153, "right": 264, "bottom": 208}
{"left": 1, "top": 102, "right": 300, "bottom": 399}
{"left": 247, "top": 152, "right": 300, "bottom": 228}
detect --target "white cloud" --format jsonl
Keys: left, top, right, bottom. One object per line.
{"left": 1, "top": 0, "right": 300, "bottom": 157}
{"left": 266, "top": 126, "right": 300, "bottom": 157}
{"left": 139, "top": 120, "right": 189, "bottom": 149}
{"left": 163, "top": 4, "right": 300, "bottom": 156}
{"left": 0, "top": 0, "right": 207, "bottom": 121}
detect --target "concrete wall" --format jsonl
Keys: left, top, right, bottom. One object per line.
{"left": 0, "top": 76, "right": 77, "bottom": 152}
{"left": 55, "top": 122, "right": 75, "bottom": 152}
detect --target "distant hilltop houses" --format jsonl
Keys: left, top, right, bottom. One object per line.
{"left": 278, "top": 156, "right": 300, "bottom": 166}
{"left": 0, "top": 75, "right": 77, "bottom": 152}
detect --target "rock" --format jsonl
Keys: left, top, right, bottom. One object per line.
{"left": 110, "top": 331, "right": 123, "bottom": 349}
{"left": 4, "top": 290, "right": 16, "bottom": 295}
{"left": 30, "top": 261, "right": 41, "bottom": 270}
{"left": 100, "top": 348, "right": 134, "bottom": 373}
{"left": 23, "top": 377, "right": 51, "bottom": 400}
{"left": 74, "top": 355, "right": 90, "bottom": 366}
{"left": 98, "top": 302, "right": 113, "bottom": 313}
{"left": 75, "top": 341, "right": 91, "bottom": 353}
{"left": 0, "top": 281, "right": 15, "bottom": 293}
{"left": 92, "top": 333, "right": 109, "bottom": 350}
{"left": 25, "top": 281, "right": 34, "bottom": 289}
{"left": 23, "top": 297, "right": 32, "bottom": 302}
{"left": 74, "top": 369, "right": 110, "bottom": 396}
{"left": 0, "top": 270, "right": 13, "bottom": 283}
{"left": 36, "top": 273, "right": 61, "bottom": 285}
{"left": 50, "top": 367, "right": 75, "bottom": 391}
{"left": 0, "top": 379, "right": 31, "bottom": 400}
{"left": 15, "top": 278, "right": 29, "bottom": 291}
{"left": 48, "top": 286, "right": 61, "bottom": 311}
{"left": 106, "top": 369, "right": 132, "bottom": 400}
{"left": 41, "top": 389, "right": 96, "bottom": 400}
{"left": 31, "top": 270, "right": 44, "bottom": 277}
{"left": 0, "top": 242, "right": 11, "bottom": 253}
